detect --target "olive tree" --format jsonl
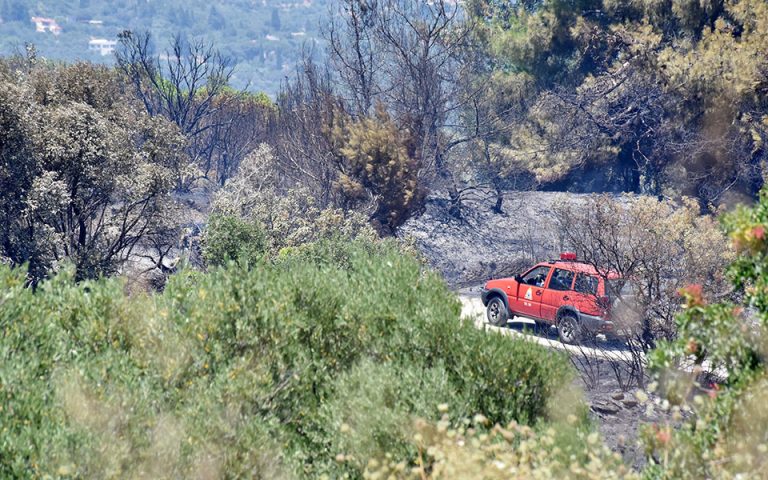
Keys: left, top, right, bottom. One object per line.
{"left": 0, "top": 61, "right": 178, "bottom": 282}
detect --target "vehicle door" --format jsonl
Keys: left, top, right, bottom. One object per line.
{"left": 572, "top": 274, "right": 601, "bottom": 316}
{"left": 540, "top": 268, "right": 575, "bottom": 322}
{"left": 513, "top": 265, "right": 552, "bottom": 319}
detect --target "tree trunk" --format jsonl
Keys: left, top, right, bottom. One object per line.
{"left": 492, "top": 187, "right": 504, "bottom": 214}
{"left": 448, "top": 185, "right": 463, "bottom": 220}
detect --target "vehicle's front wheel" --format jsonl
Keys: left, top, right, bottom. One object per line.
{"left": 486, "top": 297, "right": 509, "bottom": 327}
{"left": 557, "top": 313, "right": 582, "bottom": 344}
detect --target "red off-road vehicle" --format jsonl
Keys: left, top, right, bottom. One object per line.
{"left": 480, "top": 253, "right": 623, "bottom": 344}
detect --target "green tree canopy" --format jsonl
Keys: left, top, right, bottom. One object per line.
{"left": 468, "top": 0, "right": 768, "bottom": 204}
{"left": 0, "top": 59, "right": 179, "bottom": 282}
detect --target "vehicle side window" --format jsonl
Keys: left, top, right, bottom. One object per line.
{"left": 549, "top": 268, "right": 574, "bottom": 291}
{"left": 574, "top": 274, "right": 598, "bottom": 295}
{"left": 522, "top": 266, "right": 551, "bottom": 288}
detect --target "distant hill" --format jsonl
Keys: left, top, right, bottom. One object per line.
{"left": 0, "top": 0, "right": 331, "bottom": 94}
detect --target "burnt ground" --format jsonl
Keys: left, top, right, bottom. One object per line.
{"left": 398, "top": 189, "right": 600, "bottom": 288}
{"left": 574, "top": 359, "right": 675, "bottom": 470}
{"left": 573, "top": 356, "right": 698, "bottom": 471}
{"left": 405, "top": 190, "right": 683, "bottom": 471}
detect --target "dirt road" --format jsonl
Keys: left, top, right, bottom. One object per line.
{"left": 458, "top": 293, "right": 639, "bottom": 362}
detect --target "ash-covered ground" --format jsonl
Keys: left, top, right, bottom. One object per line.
{"left": 398, "top": 190, "right": 595, "bottom": 287}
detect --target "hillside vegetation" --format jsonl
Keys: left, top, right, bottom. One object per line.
{"left": 0, "top": 240, "right": 577, "bottom": 479}
{"left": 0, "top": 0, "right": 329, "bottom": 93}
{"left": 1, "top": 0, "right": 768, "bottom": 478}
{"left": 1, "top": 0, "right": 766, "bottom": 213}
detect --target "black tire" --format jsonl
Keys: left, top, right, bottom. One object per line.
{"left": 557, "top": 313, "right": 582, "bottom": 344}
{"left": 486, "top": 297, "right": 509, "bottom": 327}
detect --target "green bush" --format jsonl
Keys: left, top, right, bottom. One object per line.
{"left": 0, "top": 239, "right": 571, "bottom": 479}
{"left": 202, "top": 214, "right": 268, "bottom": 267}
{"left": 308, "top": 359, "right": 466, "bottom": 476}
{"left": 645, "top": 187, "right": 768, "bottom": 479}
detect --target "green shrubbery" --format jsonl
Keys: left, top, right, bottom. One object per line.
{"left": 645, "top": 188, "right": 768, "bottom": 479}
{"left": 0, "top": 239, "right": 571, "bottom": 479}
{"left": 201, "top": 214, "right": 269, "bottom": 267}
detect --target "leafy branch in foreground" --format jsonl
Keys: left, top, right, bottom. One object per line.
{"left": 646, "top": 188, "right": 768, "bottom": 479}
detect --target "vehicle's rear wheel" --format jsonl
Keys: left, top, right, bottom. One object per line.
{"left": 486, "top": 297, "right": 509, "bottom": 327}
{"left": 557, "top": 313, "right": 581, "bottom": 344}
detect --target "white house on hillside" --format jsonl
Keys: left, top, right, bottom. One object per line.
{"left": 88, "top": 38, "right": 117, "bottom": 56}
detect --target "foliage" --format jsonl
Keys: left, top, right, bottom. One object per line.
{"left": 333, "top": 106, "right": 426, "bottom": 233}
{"left": 267, "top": 58, "right": 430, "bottom": 233}
{"left": 201, "top": 214, "right": 267, "bottom": 268}
{"left": 553, "top": 194, "right": 733, "bottom": 346}
{"left": 468, "top": 0, "right": 768, "bottom": 203}
{"left": 0, "top": 59, "right": 177, "bottom": 282}
{"left": 326, "top": 0, "right": 473, "bottom": 168}
{"left": 311, "top": 359, "right": 466, "bottom": 476}
{"left": 645, "top": 187, "right": 768, "bottom": 478}
{"left": 3, "top": 0, "right": 766, "bottom": 211}
{"left": 0, "top": 239, "right": 572, "bottom": 479}
{"left": 252, "top": 0, "right": 480, "bottom": 223}
{"left": 365, "top": 413, "right": 637, "bottom": 479}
